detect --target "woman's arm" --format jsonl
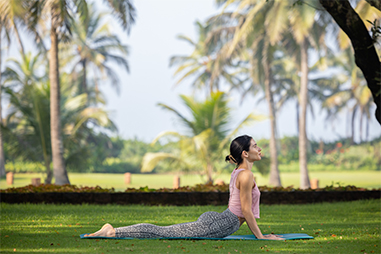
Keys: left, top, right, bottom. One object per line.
{"left": 237, "top": 170, "right": 265, "bottom": 239}
{"left": 237, "top": 171, "right": 282, "bottom": 240}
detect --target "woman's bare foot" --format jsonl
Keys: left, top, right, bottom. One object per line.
{"left": 84, "top": 223, "right": 116, "bottom": 237}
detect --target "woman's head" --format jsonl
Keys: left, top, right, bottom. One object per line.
{"left": 225, "top": 135, "right": 253, "bottom": 166}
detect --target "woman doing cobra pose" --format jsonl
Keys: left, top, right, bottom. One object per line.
{"left": 84, "top": 135, "right": 283, "bottom": 240}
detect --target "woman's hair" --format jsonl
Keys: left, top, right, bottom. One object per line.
{"left": 225, "top": 135, "right": 253, "bottom": 166}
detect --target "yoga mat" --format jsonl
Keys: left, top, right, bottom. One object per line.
{"left": 80, "top": 233, "right": 313, "bottom": 241}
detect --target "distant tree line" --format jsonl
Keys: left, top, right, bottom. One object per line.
{"left": 4, "top": 135, "right": 380, "bottom": 176}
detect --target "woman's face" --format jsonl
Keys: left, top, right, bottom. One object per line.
{"left": 246, "top": 139, "right": 262, "bottom": 162}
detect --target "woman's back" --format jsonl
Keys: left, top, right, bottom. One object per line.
{"left": 228, "top": 168, "right": 261, "bottom": 218}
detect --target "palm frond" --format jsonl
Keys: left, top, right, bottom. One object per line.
{"left": 141, "top": 152, "right": 180, "bottom": 173}
{"left": 150, "top": 131, "right": 184, "bottom": 145}
{"left": 102, "top": 0, "right": 136, "bottom": 33}
{"left": 157, "top": 102, "right": 195, "bottom": 132}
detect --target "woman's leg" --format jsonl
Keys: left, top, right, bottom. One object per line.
{"left": 114, "top": 208, "right": 240, "bottom": 239}
{"left": 84, "top": 223, "right": 116, "bottom": 237}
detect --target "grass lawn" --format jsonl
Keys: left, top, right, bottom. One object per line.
{"left": 1, "top": 200, "right": 380, "bottom": 253}
{"left": 1, "top": 171, "right": 380, "bottom": 191}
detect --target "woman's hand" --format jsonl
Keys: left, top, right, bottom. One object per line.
{"left": 263, "top": 234, "right": 284, "bottom": 240}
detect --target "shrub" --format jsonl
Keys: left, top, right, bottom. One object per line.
{"left": 1, "top": 182, "right": 378, "bottom": 193}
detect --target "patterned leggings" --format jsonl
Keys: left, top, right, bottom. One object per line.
{"left": 115, "top": 208, "right": 240, "bottom": 238}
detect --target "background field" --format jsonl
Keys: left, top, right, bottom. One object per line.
{"left": 1, "top": 171, "right": 380, "bottom": 191}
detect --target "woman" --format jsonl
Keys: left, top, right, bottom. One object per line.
{"left": 84, "top": 135, "right": 283, "bottom": 240}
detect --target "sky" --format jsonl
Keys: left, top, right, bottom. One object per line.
{"left": 3, "top": 0, "right": 380, "bottom": 143}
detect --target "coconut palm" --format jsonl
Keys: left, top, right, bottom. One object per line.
{"left": 0, "top": 25, "right": 7, "bottom": 177}
{"left": 281, "top": 1, "right": 328, "bottom": 189}
{"left": 0, "top": 0, "right": 29, "bottom": 177}
{"left": 59, "top": 3, "right": 129, "bottom": 102}
{"left": 322, "top": 47, "right": 375, "bottom": 143}
{"left": 59, "top": 72, "right": 118, "bottom": 171}
{"left": 216, "top": 0, "right": 329, "bottom": 189}
{"left": 170, "top": 21, "right": 246, "bottom": 96}
{"left": 3, "top": 51, "right": 117, "bottom": 182}
{"left": 12, "top": 0, "right": 135, "bottom": 184}
{"left": 3, "top": 52, "right": 53, "bottom": 182}
{"left": 141, "top": 92, "right": 265, "bottom": 183}
{"left": 204, "top": 1, "right": 287, "bottom": 186}
{"left": 0, "top": 0, "right": 27, "bottom": 55}
{"left": 271, "top": 48, "right": 337, "bottom": 136}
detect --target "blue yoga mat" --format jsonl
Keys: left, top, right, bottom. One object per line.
{"left": 80, "top": 233, "right": 313, "bottom": 241}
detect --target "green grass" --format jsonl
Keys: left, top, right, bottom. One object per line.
{"left": 1, "top": 200, "right": 380, "bottom": 253}
{"left": 1, "top": 171, "right": 380, "bottom": 191}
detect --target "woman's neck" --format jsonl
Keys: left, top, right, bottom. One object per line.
{"left": 237, "top": 160, "right": 253, "bottom": 170}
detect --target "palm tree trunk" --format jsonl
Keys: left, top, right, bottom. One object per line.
{"left": 299, "top": 38, "right": 310, "bottom": 189}
{"left": 262, "top": 47, "right": 281, "bottom": 187}
{"left": 296, "top": 101, "right": 299, "bottom": 135}
{"left": 346, "top": 110, "right": 350, "bottom": 139}
{"left": 82, "top": 59, "right": 87, "bottom": 96}
{"left": 351, "top": 106, "right": 357, "bottom": 144}
{"left": 209, "top": 79, "right": 213, "bottom": 96}
{"left": 44, "top": 157, "right": 52, "bottom": 184}
{"left": 50, "top": 18, "right": 70, "bottom": 185}
{"left": 359, "top": 109, "right": 363, "bottom": 143}
{"left": 0, "top": 25, "right": 6, "bottom": 177}
{"left": 366, "top": 117, "right": 369, "bottom": 141}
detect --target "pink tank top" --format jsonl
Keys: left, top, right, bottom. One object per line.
{"left": 228, "top": 168, "right": 260, "bottom": 218}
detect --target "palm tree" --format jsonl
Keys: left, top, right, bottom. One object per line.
{"left": 0, "top": 0, "right": 29, "bottom": 177}
{"left": 59, "top": 3, "right": 129, "bottom": 101}
{"left": 5, "top": 61, "right": 53, "bottom": 183}
{"left": 170, "top": 21, "right": 246, "bottom": 96}
{"left": 0, "top": 24, "right": 8, "bottom": 177}
{"left": 142, "top": 92, "right": 264, "bottom": 183}
{"left": 283, "top": 1, "right": 328, "bottom": 189}
{"left": 205, "top": 1, "right": 287, "bottom": 186}
{"left": 271, "top": 48, "right": 336, "bottom": 136}
{"left": 245, "top": 34, "right": 283, "bottom": 187}
{"left": 3, "top": 52, "right": 53, "bottom": 182}
{"left": 18, "top": 0, "right": 135, "bottom": 184}
{"left": 0, "top": 0, "right": 27, "bottom": 55}
{"left": 217, "top": 0, "right": 328, "bottom": 189}
{"left": 3, "top": 52, "right": 117, "bottom": 182}
{"left": 323, "top": 47, "right": 375, "bottom": 143}
{"left": 59, "top": 72, "right": 118, "bottom": 171}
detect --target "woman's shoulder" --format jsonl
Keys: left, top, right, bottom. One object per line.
{"left": 236, "top": 169, "right": 254, "bottom": 190}
{"left": 236, "top": 169, "right": 253, "bottom": 179}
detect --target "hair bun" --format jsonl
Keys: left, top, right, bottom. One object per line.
{"left": 225, "top": 154, "right": 237, "bottom": 165}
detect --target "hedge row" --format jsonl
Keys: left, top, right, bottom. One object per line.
{"left": 1, "top": 190, "right": 379, "bottom": 205}
{"left": 1, "top": 183, "right": 374, "bottom": 194}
